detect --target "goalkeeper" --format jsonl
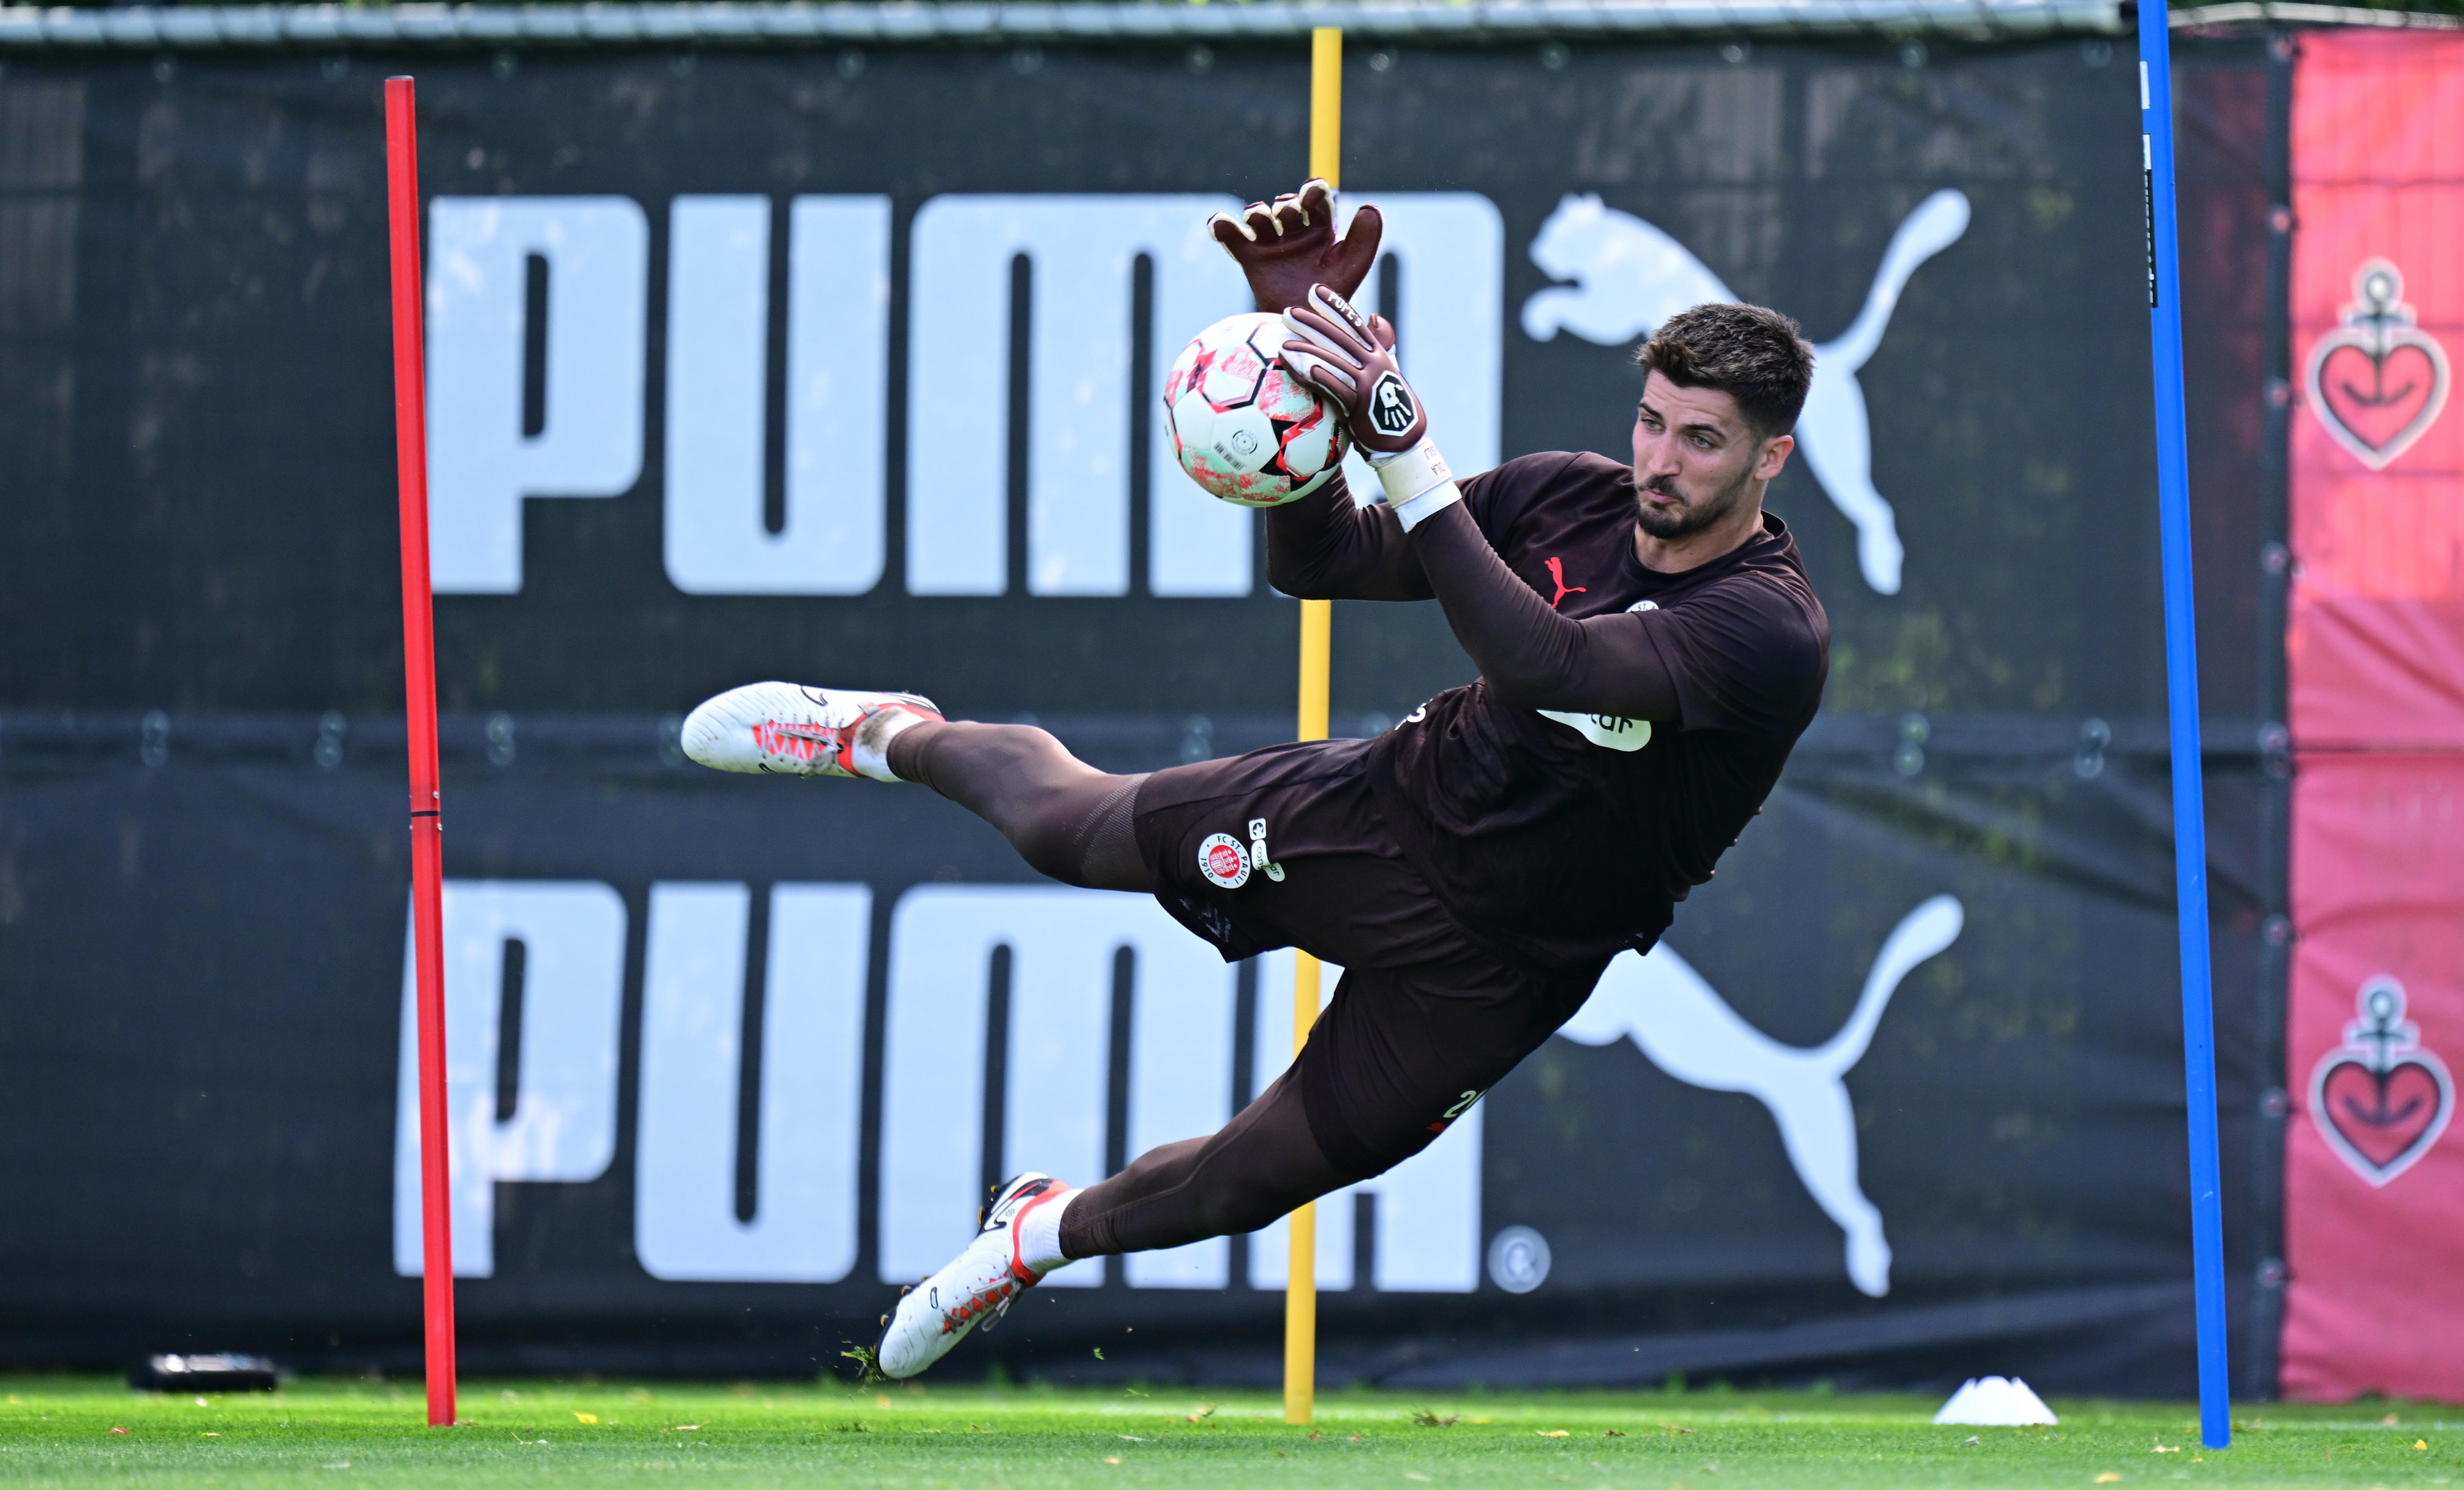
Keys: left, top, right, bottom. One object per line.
{"left": 679, "top": 182, "right": 1829, "bottom": 1379}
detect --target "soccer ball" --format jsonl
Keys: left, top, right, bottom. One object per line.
{"left": 1162, "top": 312, "right": 1349, "bottom": 508}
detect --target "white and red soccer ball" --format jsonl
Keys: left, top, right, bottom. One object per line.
{"left": 1163, "top": 312, "right": 1349, "bottom": 508}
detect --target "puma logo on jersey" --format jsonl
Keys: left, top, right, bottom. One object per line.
{"left": 1544, "top": 556, "right": 1586, "bottom": 610}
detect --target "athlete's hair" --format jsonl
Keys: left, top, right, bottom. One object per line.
{"left": 1634, "top": 303, "right": 1815, "bottom": 439}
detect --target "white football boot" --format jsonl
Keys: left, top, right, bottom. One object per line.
{"left": 680, "top": 682, "right": 942, "bottom": 781}
{"left": 872, "top": 1173, "right": 1073, "bottom": 1380}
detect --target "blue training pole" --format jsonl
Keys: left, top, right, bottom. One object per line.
{"left": 2136, "top": 0, "right": 2232, "bottom": 1451}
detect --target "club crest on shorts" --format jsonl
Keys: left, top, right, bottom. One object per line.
{"left": 2309, "top": 975, "right": 2454, "bottom": 1187}
{"left": 1198, "top": 832, "right": 1251, "bottom": 890}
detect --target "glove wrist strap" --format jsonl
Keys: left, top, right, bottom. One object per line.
{"left": 1370, "top": 438, "right": 1462, "bottom": 532}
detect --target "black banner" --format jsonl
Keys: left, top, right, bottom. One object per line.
{"left": 0, "top": 34, "right": 2278, "bottom": 1393}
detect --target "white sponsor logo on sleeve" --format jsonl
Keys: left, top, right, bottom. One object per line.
{"left": 1535, "top": 599, "right": 1657, "bottom": 750}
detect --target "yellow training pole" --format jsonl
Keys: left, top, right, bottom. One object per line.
{"left": 1284, "top": 22, "right": 1341, "bottom": 1432}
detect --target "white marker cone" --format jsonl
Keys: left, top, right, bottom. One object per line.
{"left": 1934, "top": 1376, "right": 2058, "bottom": 1426}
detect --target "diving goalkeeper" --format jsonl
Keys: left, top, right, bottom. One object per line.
{"left": 678, "top": 182, "right": 1829, "bottom": 1378}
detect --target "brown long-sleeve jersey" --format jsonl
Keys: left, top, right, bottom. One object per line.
{"left": 1267, "top": 450, "right": 1830, "bottom": 968}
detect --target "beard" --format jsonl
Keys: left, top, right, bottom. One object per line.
{"left": 1634, "top": 462, "right": 1756, "bottom": 541}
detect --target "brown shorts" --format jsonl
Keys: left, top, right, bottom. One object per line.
{"left": 1133, "top": 739, "right": 1607, "bottom": 1177}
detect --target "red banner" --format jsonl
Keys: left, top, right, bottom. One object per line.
{"left": 2282, "top": 29, "right": 2464, "bottom": 1402}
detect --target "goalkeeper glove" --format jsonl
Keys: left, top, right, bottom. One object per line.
{"left": 1207, "top": 180, "right": 1383, "bottom": 317}
{"left": 1279, "top": 284, "right": 1461, "bottom": 531}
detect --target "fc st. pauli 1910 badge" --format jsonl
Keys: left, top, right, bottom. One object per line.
{"left": 2309, "top": 975, "right": 2454, "bottom": 1187}
{"left": 2305, "top": 259, "right": 2451, "bottom": 471}
{"left": 1197, "top": 819, "right": 1284, "bottom": 891}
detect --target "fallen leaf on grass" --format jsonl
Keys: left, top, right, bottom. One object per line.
{"left": 1661, "top": 1424, "right": 1696, "bottom": 1434}
{"left": 1961, "top": 1437, "right": 1980, "bottom": 1447}
{"left": 1119, "top": 1435, "right": 1148, "bottom": 1442}
{"left": 1411, "top": 1409, "right": 1458, "bottom": 1428}
{"left": 575, "top": 1413, "right": 600, "bottom": 1424}
{"left": 2152, "top": 1442, "right": 2179, "bottom": 1454}
{"left": 675, "top": 1424, "right": 699, "bottom": 1431}
{"left": 2419, "top": 1442, "right": 2433, "bottom": 1452}
{"left": 108, "top": 1428, "right": 128, "bottom": 1437}
{"left": 1308, "top": 1431, "right": 1321, "bottom": 1441}
{"left": 1471, "top": 1417, "right": 1492, "bottom": 1424}
{"left": 2385, "top": 1415, "right": 2402, "bottom": 1426}
{"left": 200, "top": 1432, "right": 219, "bottom": 1437}
{"left": 1539, "top": 1430, "right": 1571, "bottom": 1438}
{"left": 1187, "top": 1405, "right": 1216, "bottom": 1423}
{"left": 1102, "top": 1456, "right": 1123, "bottom": 1465}
{"left": 2096, "top": 1474, "right": 2124, "bottom": 1483}
{"left": 1405, "top": 1475, "right": 1433, "bottom": 1483}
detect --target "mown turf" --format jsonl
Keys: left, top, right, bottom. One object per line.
{"left": 0, "top": 1377, "right": 2453, "bottom": 1488}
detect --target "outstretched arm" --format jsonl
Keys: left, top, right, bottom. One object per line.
{"left": 1273, "top": 283, "right": 1673, "bottom": 714}
{"left": 1263, "top": 470, "right": 1434, "bottom": 601}
{"left": 1407, "top": 502, "right": 1679, "bottom": 719}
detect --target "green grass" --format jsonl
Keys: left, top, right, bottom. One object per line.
{"left": 1, "top": 1377, "right": 2454, "bottom": 1488}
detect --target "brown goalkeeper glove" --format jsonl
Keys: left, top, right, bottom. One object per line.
{"left": 1279, "top": 284, "right": 1461, "bottom": 532}
{"left": 1278, "top": 282, "right": 1426, "bottom": 454}
{"left": 1208, "top": 180, "right": 1384, "bottom": 317}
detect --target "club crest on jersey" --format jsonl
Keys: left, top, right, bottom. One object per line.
{"left": 1198, "top": 832, "right": 1251, "bottom": 890}
{"left": 1368, "top": 372, "right": 1418, "bottom": 438}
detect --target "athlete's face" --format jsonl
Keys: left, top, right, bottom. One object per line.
{"left": 1630, "top": 374, "right": 1794, "bottom": 542}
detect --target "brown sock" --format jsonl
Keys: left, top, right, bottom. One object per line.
{"left": 883, "top": 718, "right": 947, "bottom": 785}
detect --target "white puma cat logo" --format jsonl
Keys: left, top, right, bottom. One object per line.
{"left": 1556, "top": 895, "right": 1964, "bottom": 1297}
{"left": 1520, "top": 192, "right": 1972, "bottom": 596}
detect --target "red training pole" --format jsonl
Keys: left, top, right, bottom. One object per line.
{"left": 384, "top": 74, "right": 456, "bottom": 1430}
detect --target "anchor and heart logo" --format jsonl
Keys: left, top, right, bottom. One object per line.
{"left": 2308, "top": 975, "right": 2454, "bottom": 1187}
{"left": 2305, "top": 259, "right": 2451, "bottom": 470}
